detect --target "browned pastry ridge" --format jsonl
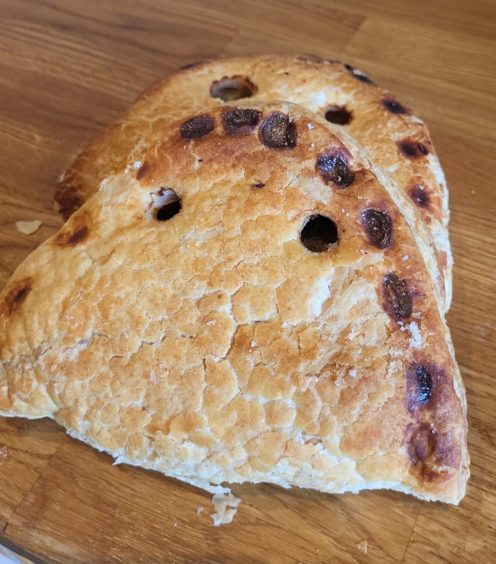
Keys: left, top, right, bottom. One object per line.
{"left": 1, "top": 102, "right": 468, "bottom": 518}
{"left": 55, "top": 54, "right": 453, "bottom": 312}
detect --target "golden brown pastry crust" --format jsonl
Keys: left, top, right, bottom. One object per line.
{"left": 55, "top": 54, "right": 452, "bottom": 311}
{"left": 2, "top": 102, "right": 468, "bottom": 504}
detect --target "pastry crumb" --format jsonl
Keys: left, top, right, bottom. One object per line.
{"left": 357, "top": 540, "right": 368, "bottom": 554}
{"left": 0, "top": 445, "right": 7, "bottom": 465}
{"left": 211, "top": 492, "right": 241, "bottom": 526}
{"left": 196, "top": 504, "right": 204, "bottom": 515}
{"left": 16, "top": 220, "right": 42, "bottom": 235}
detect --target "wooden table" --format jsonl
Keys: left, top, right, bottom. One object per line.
{"left": 0, "top": 1, "right": 495, "bottom": 562}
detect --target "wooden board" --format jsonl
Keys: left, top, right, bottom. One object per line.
{"left": 1, "top": 0, "right": 495, "bottom": 561}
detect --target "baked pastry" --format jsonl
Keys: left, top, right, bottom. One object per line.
{"left": 1, "top": 103, "right": 468, "bottom": 523}
{"left": 55, "top": 54, "right": 452, "bottom": 312}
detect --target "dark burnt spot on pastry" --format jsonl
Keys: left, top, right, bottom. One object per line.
{"left": 300, "top": 214, "right": 338, "bottom": 252}
{"left": 410, "top": 364, "right": 455, "bottom": 417}
{"left": 383, "top": 97, "right": 408, "bottom": 114}
{"left": 382, "top": 272, "right": 412, "bottom": 321}
{"left": 136, "top": 161, "right": 150, "bottom": 180}
{"left": 180, "top": 114, "right": 215, "bottom": 139}
{"left": 324, "top": 105, "right": 353, "bottom": 125}
{"left": 409, "top": 184, "right": 431, "bottom": 208}
{"left": 397, "top": 139, "right": 429, "bottom": 159}
{"left": 210, "top": 75, "right": 257, "bottom": 102}
{"left": 222, "top": 108, "right": 262, "bottom": 135}
{"left": 259, "top": 112, "right": 297, "bottom": 149}
{"left": 344, "top": 63, "right": 373, "bottom": 84}
{"left": 55, "top": 223, "right": 89, "bottom": 247}
{"left": 315, "top": 152, "right": 354, "bottom": 188}
{"left": 405, "top": 363, "right": 462, "bottom": 481}
{"left": 1, "top": 277, "right": 33, "bottom": 316}
{"left": 251, "top": 181, "right": 265, "bottom": 189}
{"left": 12, "top": 283, "right": 31, "bottom": 305}
{"left": 55, "top": 209, "right": 92, "bottom": 247}
{"left": 407, "top": 424, "right": 459, "bottom": 481}
{"left": 66, "top": 226, "right": 89, "bottom": 245}
{"left": 55, "top": 171, "right": 86, "bottom": 218}
{"left": 56, "top": 189, "right": 84, "bottom": 220}
{"left": 408, "top": 423, "right": 436, "bottom": 464}
{"left": 150, "top": 188, "right": 182, "bottom": 221}
{"left": 407, "top": 364, "right": 433, "bottom": 411}
{"left": 361, "top": 209, "right": 393, "bottom": 249}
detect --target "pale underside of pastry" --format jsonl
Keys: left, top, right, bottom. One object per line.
{"left": 55, "top": 54, "right": 452, "bottom": 312}
{"left": 1, "top": 102, "right": 468, "bottom": 523}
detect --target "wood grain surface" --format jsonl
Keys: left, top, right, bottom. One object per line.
{"left": 0, "top": 1, "right": 495, "bottom": 562}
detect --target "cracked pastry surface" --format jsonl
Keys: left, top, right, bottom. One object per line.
{"left": 55, "top": 54, "right": 453, "bottom": 312}
{"left": 1, "top": 102, "right": 468, "bottom": 508}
